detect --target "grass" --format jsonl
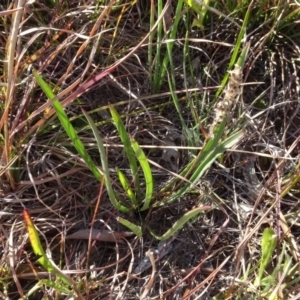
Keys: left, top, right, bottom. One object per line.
{"left": 1, "top": 0, "right": 300, "bottom": 299}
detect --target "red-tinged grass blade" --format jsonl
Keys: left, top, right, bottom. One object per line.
{"left": 33, "top": 70, "right": 103, "bottom": 182}
{"left": 23, "top": 210, "right": 73, "bottom": 287}
{"left": 148, "top": 206, "right": 211, "bottom": 240}
{"left": 23, "top": 210, "right": 51, "bottom": 270}
{"left": 18, "top": 2, "right": 171, "bottom": 142}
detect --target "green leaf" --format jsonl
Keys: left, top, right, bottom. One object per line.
{"left": 23, "top": 210, "right": 49, "bottom": 268}
{"left": 236, "top": 42, "right": 250, "bottom": 68}
{"left": 148, "top": 206, "right": 211, "bottom": 240}
{"left": 185, "top": 0, "right": 210, "bottom": 29}
{"left": 81, "top": 108, "right": 131, "bottom": 212}
{"left": 158, "top": 0, "right": 184, "bottom": 89}
{"left": 213, "top": 4, "right": 251, "bottom": 101}
{"left": 33, "top": 70, "right": 102, "bottom": 182}
{"left": 25, "top": 279, "right": 72, "bottom": 299}
{"left": 255, "top": 228, "right": 277, "bottom": 287}
{"left": 130, "top": 138, "right": 153, "bottom": 211}
{"left": 38, "top": 279, "right": 72, "bottom": 294}
{"left": 158, "top": 127, "right": 244, "bottom": 206}
{"left": 109, "top": 105, "right": 141, "bottom": 201}
{"left": 117, "top": 217, "right": 143, "bottom": 237}
{"left": 152, "top": 0, "right": 164, "bottom": 92}
{"left": 116, "top": 167, "right": 137, "bottom": 206}
{"left": 23, "top": 210, "right": 72, "bottom": 286}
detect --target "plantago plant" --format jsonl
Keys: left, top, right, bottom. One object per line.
{"left": 2, "top": 0, "right": 300, "bottom": 299}
{"left": 34, "top": 42, "right": 250, "bottom": 241}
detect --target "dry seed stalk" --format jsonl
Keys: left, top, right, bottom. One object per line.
{"left": 209, "top": 64, "right": 243, "bottom": 136}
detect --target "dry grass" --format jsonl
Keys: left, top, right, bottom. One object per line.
{"left": 1, "top": 0, "right": 300, "bottom": 299}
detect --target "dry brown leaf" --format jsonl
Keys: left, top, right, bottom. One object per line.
{"left": 65, "top": 229, "right": 134, "bottom": 243}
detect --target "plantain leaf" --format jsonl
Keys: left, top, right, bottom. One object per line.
{"left": 117, "top": 217, "right": 143, "bottom": 237}
{"left": 116, "top": 167, "right": 137, "bottom": 206}
{"left": 33, "top": 70, "right": 102, "bottom": 182}
{"left": 158, "top": 127, "right": 244, "bottom": 206}
{"left": 130, "top": 138, "right": 153, "bottom": 211}
{"left": 81, "top": 108, "right": 131, "bottom": 212}
{"left": 109, "top": 105, "right": 141, "bottom": 202}
{"left": 148, "top": 206, "right": 211, "bottom": 240}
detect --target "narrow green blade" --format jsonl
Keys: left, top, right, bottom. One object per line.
{"left": 109, "top": 105, "right": 141, "bottom": 202}
{"left": 82, "top": 108, "right": 131, "bottom": 212}
{"left": 148, "top": 206, "right": 211, "bottom": 240}
{"left": 130, "top": 138, "right": 153, "bottom": 211}
{"left": 33, "top": 70, "right": 102, "bottom": 182}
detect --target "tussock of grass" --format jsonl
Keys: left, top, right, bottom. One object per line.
{"left": 1, "top": 0, "right": 300, "bottom": 299}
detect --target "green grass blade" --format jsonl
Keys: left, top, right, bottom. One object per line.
{"left": 213, "top": 3, "right": 251, "bottom": 101}
{"left": 158, "top": 126, "right": 243, "bottom": 206}
{"left": 192, "top": 130, "right": 244, "bottom": 179}
{"left": 39, "top": 279, "right": 72, "bottom": 294}
{"left": 183, "top": 35, "right": 201, "bottom": 147}
{"left": 130, "top": 138, "right": 153, "bottom": 211}
{"left": 166, "top": 31, "right": 192, "bottom": 139}
{"left": 185, "top": 0, "right": 210, "bottom": 29}
{"left": 152, "top": 0, "right": 164, "bottom": 92}
{"left": 25, "top": 279, "right": 72, "bottom": 299}
{"left": 33, "top": 70, "right": 102, "bottom": 182}
{"left": 268, "top": 255, "right": 292, "bottom": 300}
{"left": 81, "top": 108, "right": 131, "bottom": 212}
{"left": 167, "top": 74, "right": 189, "bottom": 136}
{"left": 109, "top": 104, "right": 141, "bottom": 201}
{"left": 201, "top": 116, "right": 227, "bottom": 156}
{"left": 236, "top": 42, "right": 250, "bottom": 68}
{"left": 117, "top": 217, "right": 142, "bottom": 237}
{"left": 116, "top": 167, "right": 137, "bottom": 206}
{"left": 148, "top": 0, "right": 155, "bottom": 85}
{"left": 165, "top": 13, "right": 197, "bottom": 148}
{"left": 281, "top": 166, "right": 300, "bottom": 197}
{"left": 157, "top": 0, "right": 184, "bottom": 89}
{"left": 228, "top": 4, "right": 251, "bottom": 68}
{"left": 148, "top": 206, "right": 211, "bottom": 240}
